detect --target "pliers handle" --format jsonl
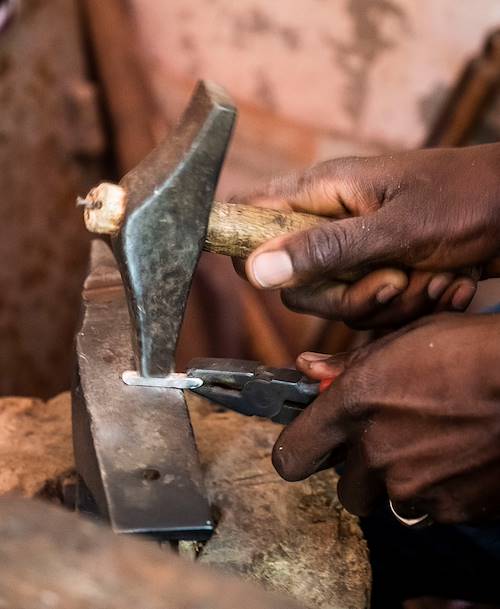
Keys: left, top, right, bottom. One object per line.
{"left": 186, "top": 358, "right": 320, "bottom": 424}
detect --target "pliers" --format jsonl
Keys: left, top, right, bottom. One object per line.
{"left": 186, "top": 358, "right": 333, "bottom": 424}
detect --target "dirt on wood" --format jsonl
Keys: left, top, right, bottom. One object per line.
{"left": 0, "top": 392, "right": 371, "bottom": 608}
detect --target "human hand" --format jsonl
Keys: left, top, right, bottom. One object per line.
{"left": 272, "top": 313, "right": 500, "bottom": 524}
{"left": 239, "top": 145, "right": 500, "bottom": 328}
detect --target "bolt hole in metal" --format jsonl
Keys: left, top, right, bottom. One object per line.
{"left": 142, "top": 468, "right": 161, "bottom": 481}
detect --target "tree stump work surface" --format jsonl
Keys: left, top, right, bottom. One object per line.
{"left": 0, "top": 392, "right": 370, "bottom": 609}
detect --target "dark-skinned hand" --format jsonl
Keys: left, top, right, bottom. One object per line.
{"left": 237, "top": 144, "right": 500, "bottom": 328}
{"left": 272, "top": 313, "right": 500, "bottom": 524}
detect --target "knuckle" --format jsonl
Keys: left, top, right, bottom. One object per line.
{"left": 329, "top": 295, "right": 364, "bottom": 325}
{"left": 387, "top": 482, "right": 417, "bottom": 506}
{"left": 299, "top": 223, "right": 349, "bottom": 274}
{"left": 267, "top": 171, "right": 300, "bottom": 198}
{"left": 280, "top": 286, "right": 329, "bottom": 317}
{"left": 385, "top": 468, "right": 424, "bottom": 505}
{"left": 301, "top": 158, "right": 346, "bottom": 183}
{"left": 271, "top": 442, "right": 295, "bottom": 481}
{"left": 280, "top": 288, "right": 303, "bottom": 313}
{"left": 271, "top": 445, "right": 306, "bottom": 482}
{"left": 333, "top": 369, "right": 368, "bottom": 420}
{"left": 312, "top": 156, "right": 363, "bottom": 177}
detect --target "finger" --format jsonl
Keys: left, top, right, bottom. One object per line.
{"left": 272, "top": 374, "right": 357, "bottom": 481}
{"left": 296, "top": 351, "right": 352, "bottom": 380}
{"left": 281, "top": 270, "right": 461, "bottom": 329}
{"left": 435, "top": 276, "right": 477, "bottom": 312}
{"left": 232, "top": 257, "right": 247, "bottom": 280}
{"left": 340, "top": 270, "right": 451, "bottom": 329}
{"left": 360, "top": 272, "right": 477, "bottom": 328}
{"left": 297, "top": 323, "right": 415, "bottom": 381}
{"left": 337, "top": 445, "right": 385, "bottom": 516}
{"left": 229, "top": 191, "right": 297, "bottom": 277}
{"left": 265, "top": 157, "right": 385, "bottom": 217}
{"left": 281, "top": 268, "right": 408, "bottom": 321}
{"left": 245, "top": 210, "right": 405, "bottom": 290}
{"left": 355, "top": 271, "right": 453, "bottom": 328}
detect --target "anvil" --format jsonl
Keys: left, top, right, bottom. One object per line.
{"left": 72, "top": 81, "right": 328, "bottom": 541}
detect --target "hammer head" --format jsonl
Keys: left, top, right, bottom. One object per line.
{"left": 112, "top": 81, "right": 236, "bottom": 377}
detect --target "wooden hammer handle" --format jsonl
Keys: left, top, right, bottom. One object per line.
{"left": 206, "top": 201, "right": 325, "bottom": 258}
{"left": 206, "top": 202, "right": 359, "bottom": 282}
{"left": 81, "top": 186, "right": 358, "bottom": 282}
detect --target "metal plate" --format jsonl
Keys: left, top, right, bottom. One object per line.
{"left": 122, "top": 371, "right": 203, "bottom": 389}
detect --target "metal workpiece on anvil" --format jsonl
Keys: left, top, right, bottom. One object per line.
{"left": 72, "top": 240, "right": 213, "bottom": 540}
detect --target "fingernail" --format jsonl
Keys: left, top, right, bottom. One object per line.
{"left": 452, "top": 283, "right": 476, "bottom": 310}
{"left": 252, "top": 251, "right": 293, "bottom": 288}
{"left": 300, "top": 352, "right": 331, "bottom": 362}
{"left": 428, "top": 274, "right": 452, "bottom": 300}
{"left": 376, "top": 284, "right": 401, "bottom": 304}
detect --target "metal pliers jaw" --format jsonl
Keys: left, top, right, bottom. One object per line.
{"left": 186, "top": 358, "right": 320, "bottom": 424}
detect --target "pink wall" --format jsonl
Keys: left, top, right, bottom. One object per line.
{"left": 131, "top": 0, "right": 500, "bottom": 150}
{"left": 130, "top": 1, "right": 500, "bottom": 316}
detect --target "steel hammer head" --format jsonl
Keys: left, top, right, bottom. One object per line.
{"left": 111, "top": 81, "right": 236, "bottom": 377}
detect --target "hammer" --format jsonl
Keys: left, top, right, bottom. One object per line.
{"left": 79, "top": 81, "right": 334, "bottom": 382}
{"left": 79, "top": 87, "right": 324, "bottom": 258}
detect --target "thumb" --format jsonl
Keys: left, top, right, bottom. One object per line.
{"left": 246, "top": 212, "right": 402, "bottom": 289}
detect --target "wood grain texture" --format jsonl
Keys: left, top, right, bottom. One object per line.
{"left": 189, "top": 394, "right": 371, "bottom": 609}
{"left": 0, "top": 394, "right": 73, "bottom": 498}
{"left": 0, "top": 393, "right": 370, "bottom": 608}
{"left": 0, "top": 497, "right": 304, "bottom": 609}
{"left": 206, "top": 201, "right": 324, "bottom": 258}
{"left": 206, "top": 201, "right": 359, "bottom": 283}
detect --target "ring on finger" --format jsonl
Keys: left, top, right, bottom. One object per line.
{"left": 389, "top": 499, "right": 433, "bottom": 528}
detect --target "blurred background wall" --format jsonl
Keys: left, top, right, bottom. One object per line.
{"left": 0, "top": 0, "right": 103, "bottom": 397}
{"left": 133, "top": 0, "right": 500, "bottom": 151}
{"left": 2, "top": 0, "right": 500, "bottom": 398}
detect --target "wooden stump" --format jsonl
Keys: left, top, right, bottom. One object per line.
{"left": 0, "top": 394, "right": 74, "bottom": 497}
{"left": 0, "top": 497, "right": 304, "bottom": 609}
{"left": 0, "top": 393, "right": 370, "bottom": 608}
{"left": 189, "top": 395, "right": 370, "bottom": 609}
